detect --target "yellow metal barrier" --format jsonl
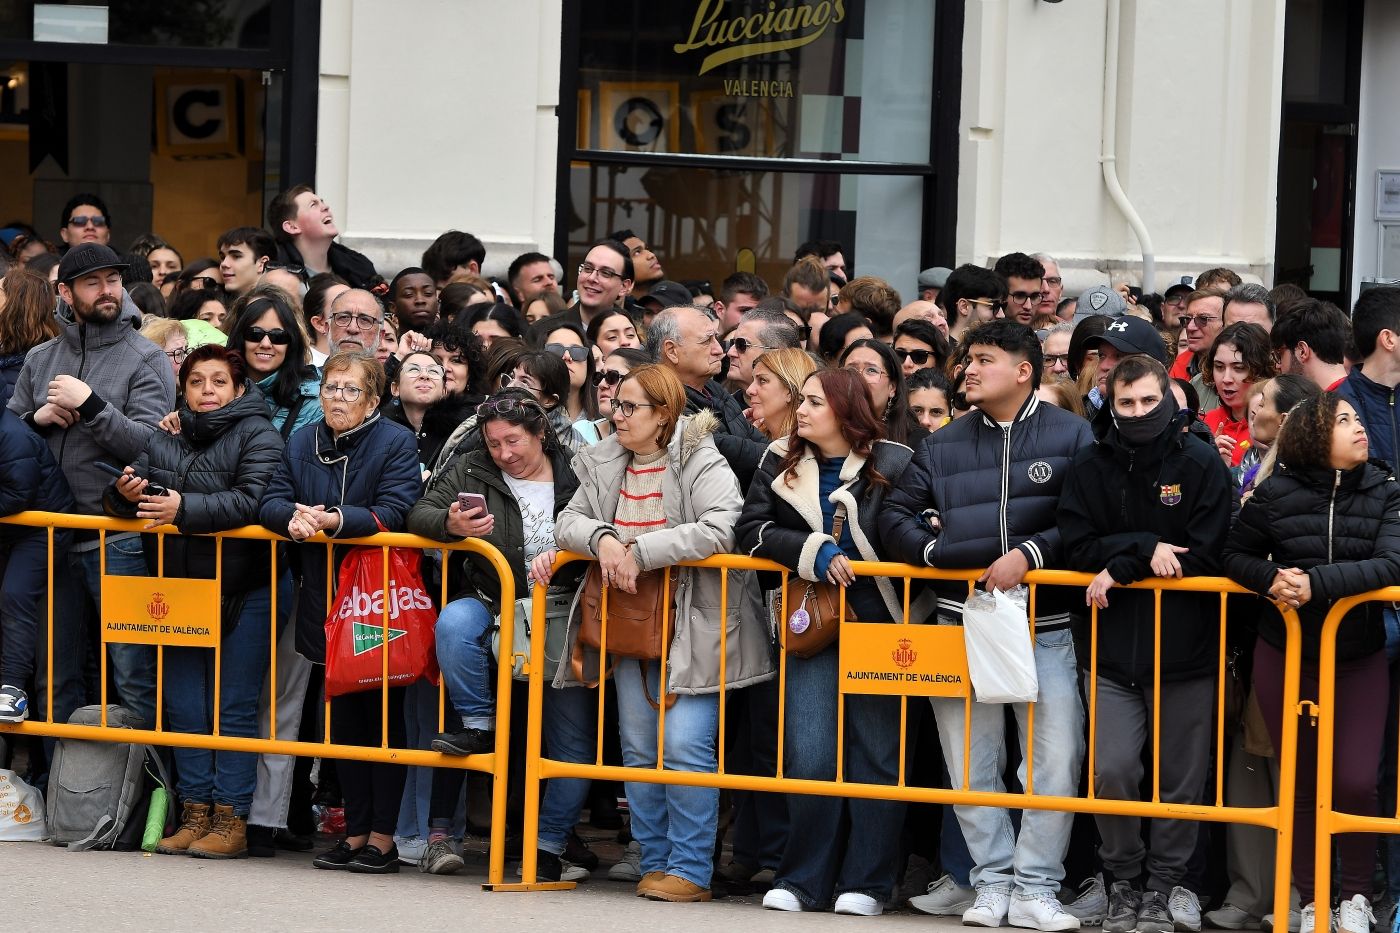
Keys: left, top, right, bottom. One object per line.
{"left": 0, "top": 511, "right": 515, "bottom": 888}
{"left": 1311, "top": 586, "right": 1400, "bottom": 914}
{"left": 509, "top": 550, "right": 1304, "bottom": 920}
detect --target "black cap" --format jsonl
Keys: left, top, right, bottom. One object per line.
{"left": 1084, "top": 315, "right": 1169, "bottom": 366}
{"left": 1164, "top": 280, "right": 1194, "bottom": 300}
{"left": 57, "top": 243, "right": 127, "bottom": 284}
{"left": 639, "top": 280, "right": 693, "bottom": 309}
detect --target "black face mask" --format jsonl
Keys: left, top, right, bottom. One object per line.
{"left": 1112, "top": 392, "right": 1179, "bottom": 447}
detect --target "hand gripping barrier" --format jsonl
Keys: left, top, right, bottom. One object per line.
{"left": 0, "top": 511, "right": 515, "bottom": 887}
{"left": 508, "top": 549, "right": 1304, "bottom": 921}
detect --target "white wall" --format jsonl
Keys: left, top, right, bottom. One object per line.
{"left": 317, "top": 0, "right": 561, "bottom": 278}
{"left": 1352, "top": 0, "right": 1400, "bottom": 304}
{"left": 957, "top": 0, "right": 1286, "bottom": 291}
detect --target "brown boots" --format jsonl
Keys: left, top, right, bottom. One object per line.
{"left": 156, "top": 802, "right": 248, "bottom": 858}
{"left": 156, "top": 801, "right": 210, "bottom": 854}
{"left": 189, "top": 804, "right": 248, "bottom": 859}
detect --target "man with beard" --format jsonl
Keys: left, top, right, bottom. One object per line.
{"left": 8, "top": 243, "right": 176, "bottom": 730}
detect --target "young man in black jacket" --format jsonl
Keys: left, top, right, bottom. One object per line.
{"left": 881, "top": 320, "right": 1093, "bottom": 932}
{"left": 1058, "top": 356, "right": 1233, "bottom": 933}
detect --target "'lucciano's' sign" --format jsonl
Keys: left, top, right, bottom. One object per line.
{"left": 675, "top": 0, "right": 847, "bottom": 75}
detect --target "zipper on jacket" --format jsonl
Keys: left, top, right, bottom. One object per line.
{"left": 1390, "top": 390, "right": 1398, "bottom": 466}
{"left": 1327, "top": 469, "right": 1340, "bottom": 564}
{"left": 999, "top": 424, "right": 1011, "bottom": 554}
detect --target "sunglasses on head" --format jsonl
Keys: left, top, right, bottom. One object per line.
{"left": 894, "top": 348, "right": 937, "bottom": 365}
{"left": 592, "top": 368, "right": 626, "bottom": 387}
{"left": 244, "top": 326, "right": 292, "bottom": 346}
{"left": 476, "top": 396, "right": 547, "bottom": 419}
{"left": 545, "top": 342, "right": 589, "bottom": 362}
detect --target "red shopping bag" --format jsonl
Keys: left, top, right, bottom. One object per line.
{"left": 324, "top": 543, "right": 439, "bottom": 698}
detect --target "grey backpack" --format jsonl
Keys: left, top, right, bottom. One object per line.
{"left": 46, "top": 705, "right": 169, "bottom": 850}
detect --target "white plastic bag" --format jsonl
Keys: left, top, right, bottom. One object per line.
{"left": 0, "top": 768, "right": 47, "bottom": 841}
{"left": 961, "top": 586, "right": 1039, "bottom": 704}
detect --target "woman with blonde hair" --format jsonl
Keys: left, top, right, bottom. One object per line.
{"left": 744, "top": 347, "right": 819, "bottom": 441}
{"left": 140, "top": 316, "right": 190, "bottom": 382}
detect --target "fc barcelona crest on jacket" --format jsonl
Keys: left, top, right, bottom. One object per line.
{"left": 1159, "top": 483, "right": 1182, "bottom": 506}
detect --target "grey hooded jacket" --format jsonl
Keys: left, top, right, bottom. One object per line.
{"left": 7, "top": 291, "right": 176, "bottom": 523}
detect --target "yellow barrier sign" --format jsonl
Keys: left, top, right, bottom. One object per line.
{"left": 839, "top": 622, "right": 969, "bottom": 696}
{"left": 101, "top": 575, "right": 221, "bottom": 647}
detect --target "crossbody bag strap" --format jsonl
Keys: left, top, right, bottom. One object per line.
{"left": 830, "top": 501, "right": 847, "bottom": 541}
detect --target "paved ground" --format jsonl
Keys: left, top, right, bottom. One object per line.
{"left": 3, "top": 837, "right": 965, "bottom": 931}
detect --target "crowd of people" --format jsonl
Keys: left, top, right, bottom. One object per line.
{"left": 1, "top": 191, "right": 1399, "bottom": 930}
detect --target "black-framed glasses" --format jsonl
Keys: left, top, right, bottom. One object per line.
{"left": 612, "top": 400, "right": 656, "bottom": 418}
{"left": 330, "top": 311, "right": 383, "bottom": 330}
{"left": 726, "top": 337, "right": 776, "bottom": 355}
{"left": 578, "top": 262, "right": 623, "bottom": 282}
{"left": 244, "top": 326, "right": 292, "bottom": 346}
{"left": 67, "top": 214, "right": 107, "bottom": 228}
{"left": 164, "top": 346, "right": 191, "bottom": 364}
{"left": 476, "top": 396, "right": 547, "bottom": 419}
{"left": 592, "top": 368, "right": 627, "bottom": 387}
{"left": 545, "top": 342, "right": 590, "bottom": 362}
{"left": 1010, "top": 291, "right": 1044, "bottom": 305}
{"left": 894, "top": 348, "right": 937, "bottom": 366}
{"left": 321, "top": 383, "right": 366, "bottom": 401}
{"left": 1043, "top": 353, "right": 1070, "bottom": 368}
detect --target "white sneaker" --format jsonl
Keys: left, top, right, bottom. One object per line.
{"left": 1335, "top": 895, "right": 1374, "bottom": 933}
{"left": 0, "top": 685, "right": 29, "bottom": 723}
{"left": 607, "top": 840, "right": 642, "bottom": 882}
{"left": 1264, "top": 909, "right": 1304, "bottom": 933}
{"left": 835, "top": 892, "right": 884, "bottom": 916}
{"left": 1009, "top": 890, "right": 1082, "bottom": 932}
{"left": 1064, "top": 875, "right": 1108, "bottom": 926}
{"left": 1170, "top": 887, "right": 1204, "bottom": 932}
{"left": 763, "top": 888, "right": 809, "bottom": 911}
{"left": 1300, "top": 904, "right": 1316, "bottom": 933}
{"left": 911, "top": 874, "right": 978, "bottom": 916}
{"left": 965, "top": 884, "right": 1014, "bottom": 928}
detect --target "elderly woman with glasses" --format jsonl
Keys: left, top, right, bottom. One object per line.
{"left": 405, "top": 388, "right": 590, "bottom": 874}
{"left": 259, "top": 351, "right": 422, "bottom": 873}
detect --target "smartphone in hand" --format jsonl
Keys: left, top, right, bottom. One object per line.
{"left": 457, "top": 492, "right": 489, "bottom": 518}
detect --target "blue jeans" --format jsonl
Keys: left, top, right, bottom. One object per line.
{"left": 165, "top": 576, "right": 290, "bottom": 814}
{"left": 434, "top": 597, "right": 495, "bottom": 730}
{"left": 774, "top": 643, "right": 907, "bottom": 907}
{"left": 53, "top": 537, "right": 158, "bottom": 729}
{"left": 614, "top": 659, "right": 719, "bottom": 889}
{"left": 396, "top": 678, "right": 445, "bottom": 842}
{"left": 929, "top": 625, "right": 1084, "bottom": 895}
{"left": 538, "top": 684, "right": 598, "bottom": 855}
{"left": 0, "top": 530, "right": 63, "bottom": 686}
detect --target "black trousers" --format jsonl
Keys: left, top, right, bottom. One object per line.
{"left": 330, "top": 686, "right": 407, "bottom": 837}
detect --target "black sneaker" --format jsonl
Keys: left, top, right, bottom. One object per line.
{"left": 564, "top": 830, "right": 599, "bottom": 872}
{"left": 1139, "top": 890, "right": 1174, "bottom": 933}
{"left": 347, "top": 844, "right": 401, "bottom": 874}
{"left": 537, "top": 849, "right": 563, "bottom": 882}
{"left": 431, "top": 729, "right": 495, "bottom": 756}
{"left": 312, "top": 840, "right": 364, "bottom": 870}
{"left": 1105, "top": 880, "right": 1144, "bottom": 933}
{"left": 246, "top": 824, "right": 277, "bottom": 858}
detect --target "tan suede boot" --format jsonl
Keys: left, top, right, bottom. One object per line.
{"left": 156, "top": 801, "right": 211, "bottom": 855}
{"left": 188, "top": 804, "right": 248, "bottom": 859}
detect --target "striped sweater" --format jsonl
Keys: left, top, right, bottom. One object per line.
{"left": 614, "top": 447, "right": 667, "bottom": 545}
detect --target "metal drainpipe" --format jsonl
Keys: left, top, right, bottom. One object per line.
{"left": 1101, "top": 0, "right": 1156, "bottom": 290}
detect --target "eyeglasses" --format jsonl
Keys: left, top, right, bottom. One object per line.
{"left": 68, "top": 214, "right": 107, "bottom": 228}
{"left": 476, "top": 397, "right": 547, "bottom": 419}
{"left": 264, "top": 262, "right": 305, "bottom": 275}
{"left": 1010, "top": 291, "right": 1044, "bottom": 305}
{"left": 845, "top": 365, "right": 886, "bottom": 380}
{"left": 727, "top": 337, "right": 776, "bottom": 355}
{"left": 578, "top": 262, "right": 624, "bottom": 282}
{"left": 894, "top": 348, "right": 937, "bottom": 366}
{"left": 968, "top": 298, "right": 1007, "bottom": 314}
{"left": 1043, "top": 353, "right": 1070, "bottom": 367}
{"left": 321, "top": 383, "right": 366, "bottom": 401}
{"left": 499, "top": 372, "right": 541, "bottom": 392}
{"left": 1164, "top": 297, "right": 1188, "bottom": 309}
{"left": 612, "top": 399, "right": 657, "bottom": 418}
{"left": 164, "top": 347, "right": 191, "bottom": 364}
{"left": 1043, "top": 276, "right": 1062, "bottom": 288}
{"left": 1183, "top": 314, "right": 1219, "bottom": 329}
{"left": 402, "top": 363, "right": 445, "bottom": 380}
{"left": 592, "top": 368, "right": 627, "bottom": 387}
{"left": 244, "top": 326, "right": 292, "bottom": 346}
{"left": 192, "top": 277, "right": 223, "bottom": 292}
{"left": 330, "top": 312, "right": 383, "bottom": 331}
{"left": 545, "top": 342, "right": 590, "bottom": 362}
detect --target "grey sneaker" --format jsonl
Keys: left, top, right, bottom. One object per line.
{"left": 1207, "top": 904, "right": 1264, "bottom": 930}
{"left": 1064, "top": 875, "right": 1108, "bottom": 926}
{"left": 560, "top": 858, "right": 590, "bottom": 882}
{"left": 0, "top": 684, "right": 28, "bottom": 723}
{"left": 607, "top": 840, "right": 642, "bottom": 882}
{"left": 1106, "top": 882, "right": 1144, "bottom": 933}
{"left": 1139, "top": 891, "right": 1175, "bottom": 933}
{"left": 1264, "top": 909, "right": 1304, "bottom": 933}
{"left": 418, "top": 839, "right": 463, "bottom": 875}
{"left": 910, "top": 874, "right": 977, "bottom": 916}
{"left": 1171, "top": 887, "right": 1204, "bottom": 932}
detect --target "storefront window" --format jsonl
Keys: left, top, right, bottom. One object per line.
{"left": 564, "top": 0, "right": 940, "bottom": 293}
{"left": 0, "top": 2, "right": 274, "bottom": 50}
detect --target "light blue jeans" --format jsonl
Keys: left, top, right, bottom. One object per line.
{"left": 433, "top": 597, "right": 496, "bottom": 730}
{"left": 929, "top": 625, "right": 1084, "bottom": 895}
{"left": 614, "top": 659, "right": 719, "bottom": 889}
{"left": 537, "top": 683, "right": 599, "bottom": 856}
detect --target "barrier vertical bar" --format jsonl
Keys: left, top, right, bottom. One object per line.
{"left": 962, "top": 579, "right": 974, "bottom": 791}
{"left": 595, "top": 578, "right": 609, "bottom": 766}
{"left": 484, "top": 539, "right": 516, "bottom": 889}
{"left": 213, "top": 535, "right": 223, "bottom": 736}
{"left": 268, "top": 539, "right": 278, "bottom": 740}
{"left": 380, "top": 544, "right": 390, "bottom": 749}
{"left": 717, "top": 567, "right": 728, "bottom": 774}
{"left": 1216, "top": 595, "right": 1228, "bottom": 807}
{"left": 99, "top": 528, "right": 108, "bottom": 727}
{"left": 45, "top": 525, "right": 53, "bottom": 723}
{"left": 775, "top": 570, "right": 788, "bottom": 779}
{"left": 1025, "top": 582, "right": 1037, "bottom": 796}
{"left": 656, "top": 567, "right": 671, "bottom": 770}
{"left": 324, "top": 539, "right": 333, "bottom": 743}
{"left": 1087, "top": 601, "right": 1099, "bottom": 799}
{"left": 1271, "top": 607, "right": 1304, "bottom": 933}
{"left": 1312, "top": 607, "right": 1339, "bottom": 925}
{"left": 898, "top": 575, "right": 911, "bottom": 788}
{"left": 835, "top": 581, "right": 848, "bottom": 784}
{"left": 1151, "top": 587, "right": 1162, "bottom": 803}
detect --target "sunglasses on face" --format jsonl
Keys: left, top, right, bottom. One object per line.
{"left": 244, "top": 326, "right": 292, "bottom": 346}
{"left": 894, "top": 348, "right": 937, "bottom": 366}
{"left": 193, "top": 277, "right": 223, "bottom": 292}
{"left": 592, "top": 368, "right": 626, "bottom": 387}
{"left": 68, "top": 214, "right": 107, "bottom": 228}
{"left": 726, "top": 337, "right": 775, "bottom": 355}
{"left": 546, "top": 342, "right": 589, "bottom": 362}
{"left": 968, "top": 298, "right": 1007, "bottom": 314}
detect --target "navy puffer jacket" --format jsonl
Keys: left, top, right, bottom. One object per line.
{"left": 259, "top": 412, "right": 423, "bottom": 663}
{"left": 1224, "top": 460, "right": 1400, "bottom": 662}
